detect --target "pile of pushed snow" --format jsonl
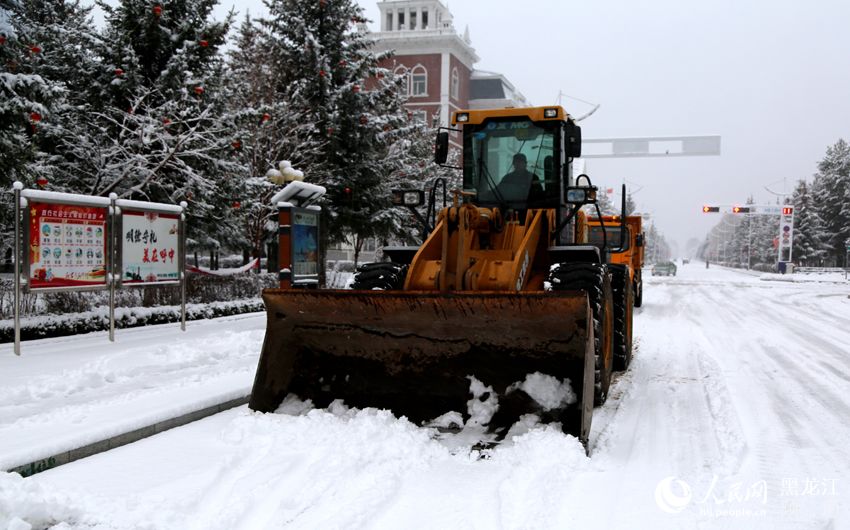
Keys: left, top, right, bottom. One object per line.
{"left": 760, "top": 272, "right": 848, "bottom": 284}
{"left": 508, "top": 372, "right": 577, "bottom": 410}
{"left": 0, "top": 473, "right": 82, "bottom": 530}
{"left": 4, "top": 396, "right": 590, "bottom": 529}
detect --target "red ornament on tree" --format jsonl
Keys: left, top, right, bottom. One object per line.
{"left": 199, "top": 40, "right": 209, "bottom": 47}
{"left": 261, "top": 112, "right": 271, "bottom": 123}
{"left": 319, "top": 70, "right": 326, "bottom": 78}
{"left": 163, "top": 118, "right": 172, "bottom": 126}
{"left": 327, "top": 127, "right": 334, "bottom": 135}
{"left": 338, "top": 59, "right": 347, "bottom": 67}
{"left": 232, "top": 201, "right": 241, "bottom": 209}
{"left": 352, "top": 84, "right": 361, "bottom": 93}
{"left": 343, "top": 186, "right": 352, "bottom": 195}
{"left": 231, "top": 140, "right": 242, "bottom": 150}
{"left": 0, "top": 36, "right": 7, "bottom": 45}
{"left": 36, "top": 176, "right": 48, "bottom": 187}
{"left": 114, "top": 68, "right": 124, "bottom": 76}
{"left": 29, "top": 45, "right": 42, "bottom": 54}
{"left": 30, "top": 112, "right": 42, "bottom": 122}
{"left": 194, "top": 86, "right": 204, "bottom": 95}
{"left": 153, "top": 5, "right": 162, "bottom": 17}
{"left": 319, "top": 0, "right": 327, "bottom": 7}
{"left": 359, "top": 115, "right": 368, "bottom": 125}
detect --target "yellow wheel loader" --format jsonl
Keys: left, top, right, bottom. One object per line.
{"left": 250, "top": 106, "right": 632, "bottom": 447}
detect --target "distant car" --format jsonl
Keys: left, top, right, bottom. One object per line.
{"left": 652, "top": 261, "right": 677, "bottom": 276}
{"left": 682, "top": 258, "right": 690, "bottom": 265}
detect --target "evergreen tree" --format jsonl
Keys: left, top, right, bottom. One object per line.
{"left": 224, "top": 13, "right": 325, "bottom": 263}
{"left": 791, "top": 179, "right": 829, "bottom": 266}
{"left": 811, "top": 139, "right": 850, "bottom": 265}
{"left": 262, "top": 0, "right": 412, "bottom": 247}
{"left": 0, "top": 0, "right": 62, "bottom": 187}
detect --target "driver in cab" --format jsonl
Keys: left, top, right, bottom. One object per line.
{"left": 499, "top": 153, "right": 544, "bottom": 202}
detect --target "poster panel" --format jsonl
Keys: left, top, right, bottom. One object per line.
{"left": 121, "top": 210, "right": 180, "bottom": 283}
{"left": 292, "top": 210, "right": 319, "bottom": 278}
{"left": 27, "top": 201, "right": 108, "bottom": 289}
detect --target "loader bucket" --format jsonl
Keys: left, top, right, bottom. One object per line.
{"left": 250, "top": 289, "right": 595, "bottom": 445}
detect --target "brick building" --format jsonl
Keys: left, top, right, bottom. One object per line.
{"left": 371, "top": 0, "right": 527, "bottom": 142}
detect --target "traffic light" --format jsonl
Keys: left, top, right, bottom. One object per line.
{"left": 731, "top": 206, "right": 750, "bottom": 214}
{"left": 782, "top": 206, "right": 793, "bottom": 215}
{"left": 702, "top": 206, "right": 720, "bottom": 213}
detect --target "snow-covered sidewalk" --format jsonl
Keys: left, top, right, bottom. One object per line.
{"left": 0, "top": 313, "right": 265, "bottom": 473}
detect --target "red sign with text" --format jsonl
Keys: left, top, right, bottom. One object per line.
{"left": 28, "top": 202, "right": 108, "bottom": 288}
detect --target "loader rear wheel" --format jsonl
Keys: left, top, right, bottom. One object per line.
{"left": 547, "top": 263, "right": 614, "bottom": 405}
{"left": 610, "top": 264, "right": 634, "bottom": 371}
{"left": 350, "top": 262, "right": 408, "bottom": 290}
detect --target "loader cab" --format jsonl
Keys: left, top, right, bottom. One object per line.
{"left": 438, "top": 107, "right": 581, "bottom": 213}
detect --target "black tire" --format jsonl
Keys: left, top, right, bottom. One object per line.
{"left": 350, "top": 262, "right": 408, "bottom": 290}
{"left": 610, "top": 264, "right": 634, "bottom": 371}
{"left": 547, "top": 262, "right": 614, "bottom": 405}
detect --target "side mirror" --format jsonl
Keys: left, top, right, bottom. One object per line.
{"left": 564, "top": 121, "right": 582, "bottom": 158}
{"left": 636, "top": 234, "right": 644, "bottom": 247}
{"left": 434, "top": 132, "right": 449, "bottom": 164}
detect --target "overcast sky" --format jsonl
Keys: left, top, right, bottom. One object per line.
{"left": 99, "top": 0, "right": 850, "bottom": 250}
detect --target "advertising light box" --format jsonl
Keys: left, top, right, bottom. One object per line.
{"left": 121, "top": 210, "right": 180, "bottom": 284}
{"left": 27, "top": 201, "right": 108, "bottom": 289}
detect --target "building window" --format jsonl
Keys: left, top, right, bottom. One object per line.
{"left": 412, "top": 110, "right": 427, "bottom": 124}
{"left": 411, "top": 65, "right": 427, "bottom": 96}
{"left": 393, "top": 65, "right": 410, "bottom": 94}
{"left": 410, "top": 10, "right": 417, "bottom": 30}
{"left": 398, "top": 12, "right": 405, "bottom": 29}
{"left": 451, "top": 67, "right": 459, "bottom": 100}
{"left": 386, "top": 12, "right": 393, "bottom": 31}
{"left": 422, "top": 9, "right": 429, "bottom": 29}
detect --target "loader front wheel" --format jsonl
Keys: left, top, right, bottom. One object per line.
{"left": 548, "top": 263, "right": 614, "bottom": 405}
{"left": 350, "top": 262, "right": 408, "bottom": 290}
{"left": 610, "top": 264, "right": 634, "bottom": 371}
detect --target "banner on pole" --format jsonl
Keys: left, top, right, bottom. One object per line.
{"left": 27, "top": 202, "right": 108, "bottom": 289}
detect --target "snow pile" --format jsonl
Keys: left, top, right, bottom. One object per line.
{"left": 465, "top": 376, "right": 499, "bottom": 426}
{"left": 507, "top": 372, "right": 577, "bottom": 410}
{"left": 760, "top": 272, "right": 848, "bottom": 284}
{"left": 0, "top": 473, "right": 82, "bottom": 530}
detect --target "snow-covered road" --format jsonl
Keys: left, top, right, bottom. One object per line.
{"left": 2, "top": 265, "right": 849, "bottom": 529}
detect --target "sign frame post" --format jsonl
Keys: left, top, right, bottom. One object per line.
{"left": 13, "top": 182, "right": 22, "bottom": 356}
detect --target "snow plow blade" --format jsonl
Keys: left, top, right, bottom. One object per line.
{"left": 249, "top": 289, "right": 595, "bottom": 444}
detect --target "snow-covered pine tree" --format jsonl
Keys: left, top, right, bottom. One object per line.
{"left": 13, "top": 0, "right": 104, "bottom": 191}
{"left": 223, "top": 13, "right": 326, "bottom": 264}
{"left": 0, "top": 0, "right": 68, "bottom": 251}
{"left": 811, "top": 139, "right": 850, "bottom": 266}
{"left": 791, "top": 179, "right": 829, "bottom": 266}
{"left": 0, "top": 0, "right": 62, "bottom": 187}
{"left": 262, "top": 0, "right": 413, "bottom": 251}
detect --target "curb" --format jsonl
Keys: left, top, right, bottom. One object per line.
{"left": 7, "top": 395, "right": 250, "bottom": 478}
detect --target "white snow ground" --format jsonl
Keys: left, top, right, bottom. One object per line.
{"left": 2, "top": 265, "right": 850, "bottom": 529}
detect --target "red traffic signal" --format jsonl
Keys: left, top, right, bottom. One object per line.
{"left": 782, "top": 206, "right": 793, "bottom": 215}
{"left": 732, "top": 206, "right": 750, "bottom": 214}
{"left": 702, "top": 206, "right": 719, "bottom": 213}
